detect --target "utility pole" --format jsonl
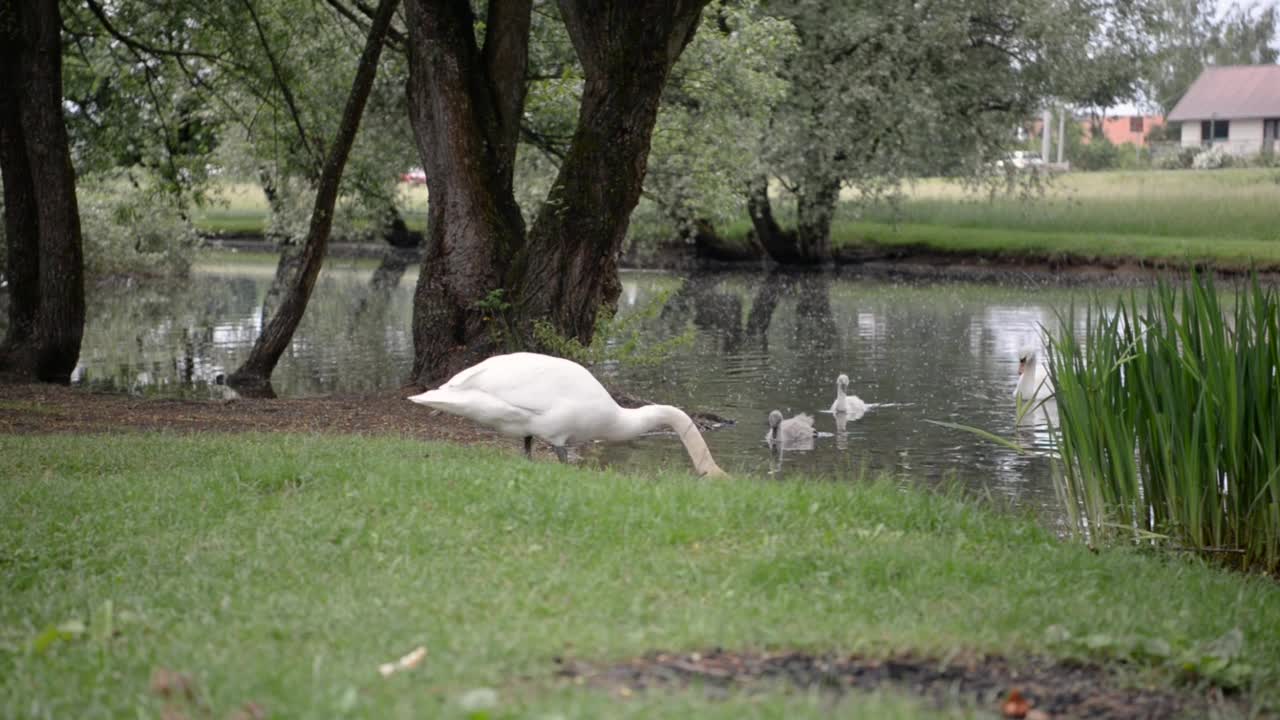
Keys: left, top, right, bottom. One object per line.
{"left": 1041, "top": 108, "right": 1052, "bottom": 160}
{"left": 1057, "top": 107, "right": 1066, "bottom": 164}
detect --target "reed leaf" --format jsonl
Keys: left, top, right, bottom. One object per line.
{"left": 1047, "top": 273, "right": 1280, "bottom": 573}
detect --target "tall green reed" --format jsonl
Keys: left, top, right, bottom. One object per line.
{"left": 1047, "top": 274, "right": 1280, "bottom": 573}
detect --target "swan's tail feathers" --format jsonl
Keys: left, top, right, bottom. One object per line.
{"left": 407, "top": 389, "right": 533, "bottom": 431}
{"left": 407, "top": 389, "right": 449, "bottom": 408}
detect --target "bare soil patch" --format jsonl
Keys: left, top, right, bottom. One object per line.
{"left": 0, "top": 383, "right": 729, "bottom": 452}
{"left": 557, "top": 649, "right": 1248, "bottom": 719}
{"left": 0, "top": 383, "right": 503, "bottom": 445}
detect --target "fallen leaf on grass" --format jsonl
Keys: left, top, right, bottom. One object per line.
{"left": 378, "top": 645, "right": 427, "bottom": 677}
{"left": 1001, "top": 688, "right": 1030, "bottom": 718}
{"left": 150, "top": 668, "right": 197, "bottom": 700}
{"left": 227, "top": 701, "right": 267, "bottom": 720}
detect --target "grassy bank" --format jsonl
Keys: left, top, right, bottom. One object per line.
{"left": 3, "top": 434, "right": 1279, "bottom": 718}
{"left": 193, "top": 183, "right": 430, "bottom": 236}
{"left": 723, "top": 168, "right": 1280, "bottom": 268}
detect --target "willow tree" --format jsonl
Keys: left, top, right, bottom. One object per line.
{"left": 749, "top": 0, "right": 1155, "bottom": 264}
{"left": 404, "top": 0, "right": 709, "bottom": 383}
{"left": 0, "top": 0, "right": 85, "bottom": 383}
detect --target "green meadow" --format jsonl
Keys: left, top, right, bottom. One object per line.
{"left": 3, "top": 434, "right": 1279, "bottom": 718}
{"left": 724, "top": 168, "right": 1280, "bottom": 268}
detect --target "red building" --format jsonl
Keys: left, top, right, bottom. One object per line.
{"left": 1089, "top": 115, "right": 1165, "bottom": 146}
{"left": 1029, "top": 113, "right": 1166, "bottom": 146}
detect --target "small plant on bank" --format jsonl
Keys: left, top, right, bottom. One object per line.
{"left": 1047, "top": 273, "right": 1280, "bottom": 573}
{"left": 473, "top": 288, "right": 519, "bottom": 353}
{"left": 532, "top": 289, "right": 694, "bottom": 369}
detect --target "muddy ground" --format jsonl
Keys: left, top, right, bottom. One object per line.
{"left": 558, "top": 649, "right": 1251, "bottom": 719}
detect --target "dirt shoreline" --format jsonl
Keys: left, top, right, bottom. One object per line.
{"left": 0, "top": 382, "right": 510, "bottom": 446}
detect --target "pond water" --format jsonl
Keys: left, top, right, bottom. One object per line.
{"left": 53, "top": 255, "right": 1088, "bottom": 514}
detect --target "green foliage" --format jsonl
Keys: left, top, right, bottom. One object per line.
{"left": 77, "top": 173, "right": 199, "bottom": 278}
{"left": 643, "top": 1, "right": 797, "bottom": 231}
{"left": 3, "top": 434, "right": 1280, "bottom": 716}
{"left": 1072, "top": 137, "right": 1122, "bottom": 171}
{"left": 473, "top": 288, "right": 518, "bottom": 352}
{"left": 532, "top": 290, "right": 694, "bottom": 368}
{"left": 1047, "top": 273, "right": 1280, "bottom": 573}
{"left": 736, "top": 0, "right": 1157, "bottom": 258}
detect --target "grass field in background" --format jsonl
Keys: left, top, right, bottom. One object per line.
{"left": 194, "top": 170, "right": 1280, "bottom": 268}
{"left": 193, "top": 183, "right": 430, "bottom": 235}
{"left": 716, "top": 168, "right": 1280, "bottom": 268}
{"left": 856, "top": 169, "right": 1280, "bottom": 244}
{"left": 3, "top": 434, "right": 1279, "bottom": 718}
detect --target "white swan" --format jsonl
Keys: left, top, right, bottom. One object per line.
{"left": 766, "top": 410, "right": 816, "bottom": 452}
{"left": 829, "top": 373, "right": 867, "bottom": 417}
{"left": 407, "top": 352, "right": 727, "bottom": 477}
{"left": 1014, "top": 345, "right": 1054, "bottom": 405}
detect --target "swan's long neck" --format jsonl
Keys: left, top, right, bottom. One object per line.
{"left": 613, "top": 405, "right": 727, "bottom": 478}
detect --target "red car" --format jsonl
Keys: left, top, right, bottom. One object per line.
{"left": 400, "top": 167, "right": 426, "bottom": 185}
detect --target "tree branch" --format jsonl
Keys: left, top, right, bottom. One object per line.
{"left": 241, "top": 0, "right": 324, "bottom": 175}
{"left": 82, "top": 0, "right": 227, "bottom": 63}
{"left": 323, "top": 0, "right": 407, "bottom": 49}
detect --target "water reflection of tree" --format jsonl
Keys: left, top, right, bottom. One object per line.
{"left": 662, "top": 269, "right": 794, "bottom": 354}
{"left": 350, "top": 248, "right": 417, "bottom": 330}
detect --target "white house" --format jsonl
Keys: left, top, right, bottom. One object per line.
{"left": 1167, "top": 65, "right": 1280, "bottom": 157}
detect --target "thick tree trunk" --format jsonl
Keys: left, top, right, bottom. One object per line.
{"left": 0, "top": 0, "right": 85, "bottom": 383}
{"left": 227, "top": 0, "right": 397, "bottom": 397}
{"left": 747, "top": 174, "right": 837, "bottom": 266}
{"left": 0, "top": 49, "right": 40, "bottom": 362}
{"left": 404, "top": 0, "right": 707, "bottom": 384}
{"left": 404, "top": 0, "right": 531, "bottom": 383}
{"left": 794, "top": 173, "right": 840, "bottom": 263}
{"left": 747, "top": 175, "right": 800, "bottom": 264}
{"left": 516, "top": 0, "right": 708, "bottom": 345}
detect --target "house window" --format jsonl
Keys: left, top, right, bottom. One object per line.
{"left": 1129, "top": 116, "right": 1143, "bottom": 133}
{"left": 1201, "top": 120, "right": 1230, "bottom": 142}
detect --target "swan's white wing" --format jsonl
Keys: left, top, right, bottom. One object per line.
{"left": 441, "top": 352, "right": 612, "bottom": 416}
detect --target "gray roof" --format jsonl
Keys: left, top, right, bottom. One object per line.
{"left": 1167, "top": 65, "right": 1280, "bottom": 121}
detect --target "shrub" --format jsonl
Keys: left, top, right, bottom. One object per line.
{"left": 78, "top": 175, "right": 199, "bottom": 278}
{"left": 1192, "top": 145, "right": 1233, "bottom": 170}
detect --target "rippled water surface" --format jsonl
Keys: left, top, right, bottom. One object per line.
{"left": 60, "top": 256, "right": 1094, "bottom": 513}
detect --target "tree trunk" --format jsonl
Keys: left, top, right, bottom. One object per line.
{"left": 404, "top": 0, "right": 531, "bottom": 383}
{"left": 0, "top": 0, "right": 86, "bottom": 384}
{"left": 516, "top": 0, "right": 708, "bottom": 345}
{"left": 794, "top": 173, "right": 839, "bottom": 263}
{"left": 747, "top": 173, "right": 837, "bottom": 266}
{"left": 747, "top": 175, "right": 800, "bottom": 264}
{"left": 227, "top": 0, "right": 397, "bottom": 397}
{"left": 404, "top": 0, "right": 707, "bottom": 384}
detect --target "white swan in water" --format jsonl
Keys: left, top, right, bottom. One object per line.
{"left": 407, "top": 352, "right": 727, "bottom": 477}
{"left": 766, "top": 410, "right": 816, "bottom": 452}
{"left": 829, "top": 374, "right": 867, "bottom": 418}
{"left": 1014, "top": 345, "right": 1054, "bottom": 404}
{"left": 1014, "top": 345, "right": 1058, "bottom": 427}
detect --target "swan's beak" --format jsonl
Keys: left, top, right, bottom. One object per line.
{"left": 1018, "top": 359, "right": 1026, "bottom": 375}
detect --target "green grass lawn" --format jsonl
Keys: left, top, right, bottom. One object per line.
{"left": 721, "top": 168, "right": 1280, "bottom": 268}
{"left": 3, "top": 434, "right": 1279, "bottom": 718}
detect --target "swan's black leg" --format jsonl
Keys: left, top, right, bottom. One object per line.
{"left": 523, "top": 436, "right": 533, "bottom": 459}
{"left": 553, "top": 446, "right": 569, "bottom": 463}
